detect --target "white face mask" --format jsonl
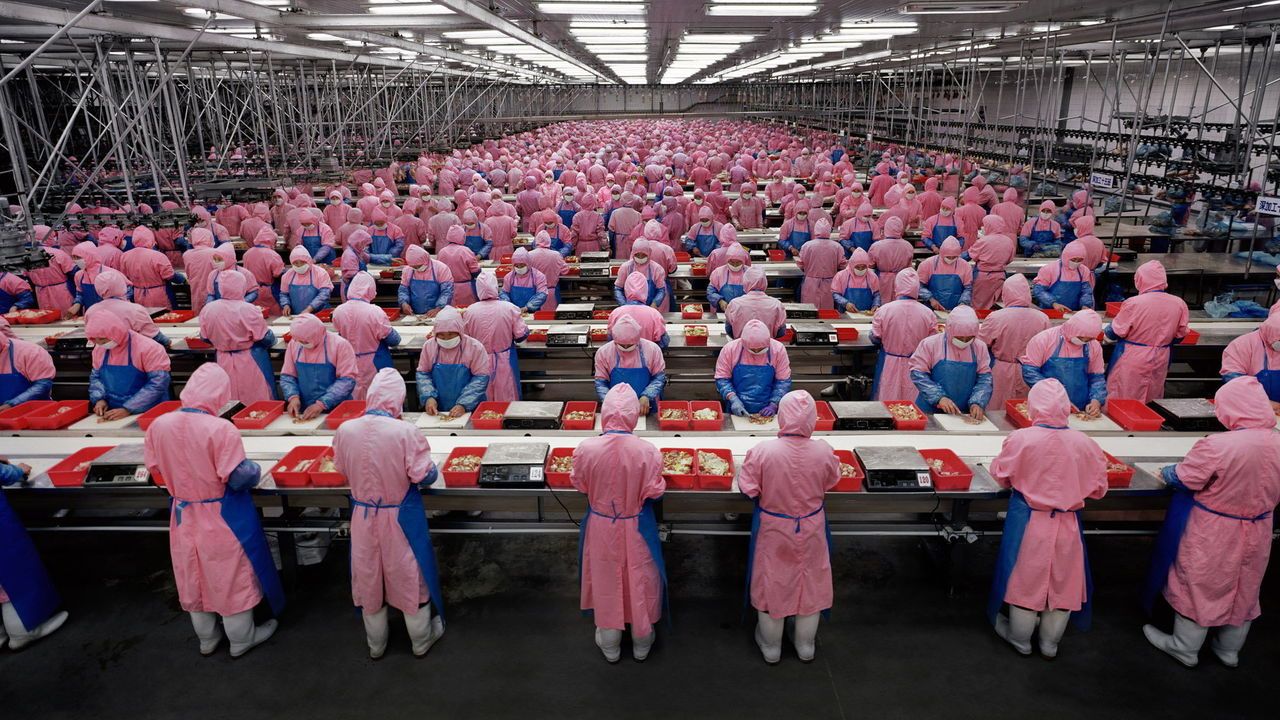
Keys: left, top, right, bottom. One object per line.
{"left": 851, "top": 191, "right": 862, "bottom": 198}
{"left": 743, "top": 193, "right": 754, "bottom": 199}
{"left": 612, "top": 194, "right": 621, "bottom": 201}
{"left": 853, "top": 267, "right": 868, "bottom": 276}
{"left": 75, "top": 259, "right": 87, "bottom": 269}
{"left": 634, "top": 256, "right": 649, "bottom": 265}
{"left": 329, "top": 198, "right": 339, "bottom": 205}
{"left": 616, "top": 344, "right": 636, "bottom": 353}
{"left": 1070, "top": 336, "right": 1088, "bottom": 346}
{"left": 940, "top": 210, "right": 952, "bottom": 217}
{"left": 298, "top": 341, "right": 314, "bottom": 349}
{"left": 797, "top": 214, "right": 808, "bottom": 221}
{"left": 977, "top": 229, "right": 986, "bottom": 238}
{"left": 96, "top": 340, "right": 117, "bottom": 350}
{"left": 292, "top": 263, "right": 308, "bottom": 272}
{"left": 1040, "top": 212, "right": 1052, "bottom": 220}
{"left": 701, "top": 219, "right": 712, "bottom": 226}
{"left": 1068, "top": 259, "right": 1083, "bottom": 269}
{"left": 563, "top": 195, "right": 574, "bottom": 202}
{"left": 1272, "top": 340, "right": 1280, "bottom": 352}
{"left": 951, "top": 337, "right": 972, "bottom": 349}
{"left": 942, "top": 256, "right": 958, "bottom": 265}
{"left": 381, "top": 201, "right": 391, "bottom": 208}
{"left": 437, "top": 336, "right": 461, "bottom": 350}
{"left": 748, "top": 346, "right": 768, "bottom": 355}
{"left": 728, "top": 262, "right": 744, "bottom": 272}
{"left": 514, "top": 265, "right": 529, "bottom": 275}
{"left": 275, "top": 199, "right": 285, "bottom": 206}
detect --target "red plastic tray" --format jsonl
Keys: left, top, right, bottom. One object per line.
{"left": 154, "top": 310, "right": 195, "bottom": 324}
{"left": 975, "top": 308, "right": 993, "bottom": 320}
{"left": 674, "top": 252, "right": 692, "bottom": 262}
{"left": 834, "top": 326, "right": 859, "bottom": 342}
{"left": 1103, "top": 451, "right": 1134, "bottom": 489}
{"left": 136, "top": 401, "right": 181, "bottom": 431}
{"left": 532, "top": 311, "right": 555, "bottom": 321}
{"left": 589, "top": 327, "right": 609, "bottom": 343}
{"left": 592, "top": 309, "right": 611, "bottom": 321}
{"left": 818, "top": 309, "right": 841, "bottom": 320}
{"left": 689, "top": 401, "right": 723, "bottom": 431}
{"left": 495, "top": 265, "right": 513, "bottom": 279}
{"left": 1005, "top": 399, "right": 1032, "bottom": 428}
{"left": 314, "top": 309, "right": 334, "bottom": 322}
{"left": 544, "top": 447, "right": 575, "bottom": 488}
{"left": 441, "top": 446, "right": 486, "bottom": 488}
{"left": 47, "top": 446, "right": 113, "bottom": 487}
{"left": 499, "top": 253, "right": 514, "bottom": 264}
{"left": 471, "top": 401, "right": 509, "bottom": 430}
{"left": 24, "top": 401, "right": 88, "bottom": 430}
{"left": 232, "top": 401, "right": 285, "bottom": 430}
{"left": 270, "top": 446, "right": 327, "bottom": 488}
{"left": 815, "top": 401, "right": 836, "bottom": 432}
{"left": 767, "top": 249, "right": 786, "bottom": 261}
{"left": 691, "top": 262, "right": 708, "bottom": 277}
{"left": 660, "top": 448, "right": 697, "bottom": 490}
{"left": 884, "top": 401, "right": 927, "bottom": 430}
{"left": 681, "top": 304, "right": 705, "bottom": 319}
{"left": 607, "top": 265, "right": 617, "bottom": 276}
{"left": 919, "top": 449, "right": 973, "bottom": 491}
{"left": 325, "top": 400, "right": 366, "bottom": 429}
{"left": 185, "top": 337, "right": 213, "bottom": 350}
{"left": 380, "top": 270, "right": 397, "bottom": 280}
{"left": 1104, "top": 398, "right": 1164, "bottom": 432}
{"left": 525, "top": 329, "right": 548, "bottom": 343}
{"left": 309, "top": 448, "right": 346, "bottom": 487}
{"left": 780, "top": 327, "right": 795, "bottom": 344}
{"left": 1105, "top": 301, "right": 1123, "bottom": 318}
{"left": 696, "top": 448, "right": 734, "bottom": 490}
{"left": 1041, "top": 308, "right": 1065, "bottom": 319}
{"left": 560, "top": 401, "right": 597, "bottom": 430}
{"left": 0, "top": 401, "right": 56, "bottom": 430}
{"left": 832, "top": 449, "right": 865, "bottom": 492}
{"left": 684, "top": 325, "right": 708, "bottom": 346}
{"left": 1180, "top": 329, "right": 1200, "bottom": 345}
{"left": 6, "top": 309, "right": 61, "bottom": 325}
{"left": 657, "top": 401, "right": 691, "bottom": 431}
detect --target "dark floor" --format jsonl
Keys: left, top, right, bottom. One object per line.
{"left": 1, "top": 530, "right": 1275, "bottom": 720}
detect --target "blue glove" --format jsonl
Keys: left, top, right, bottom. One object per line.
{"left": 728, "top": 397, "right": 748, "bottom": 417}
{"left": 759, "top": 403, "right": 778, "bottom": 417}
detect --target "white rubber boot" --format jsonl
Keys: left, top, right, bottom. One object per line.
{"left": 224, "top": 610, "right": 277, "bottom": 658}
{"left": 363, "top": 607, "right": 389, "bottom": 659}
{"left": 2, "top": 602, "right": 68, "bottom": 651}
{"left": 994, "top": 606, "right": 1037, "bottom": 656}
{"left": 792, "top": 613, "right": 821, "bottom": 663}
{"left": 404, "top": 603, "right": 444, "bottom": 658}
{"left": 1143, "top": 613, "right": 1207, "bottom": 668}
{"left": 755, "top": 611, "right": 784, "bottom": 665}
{"left": 1037, "top": 610, "right": 1071, "bottom": 659}
{"left": 631, "top": 629, "right": 655, "bottom": 662}
{"left": 189, "top": 611, "right": 222, "bottom": 656}
{"left": 1211, "top": 621, "right": 1251, "bottom": 668}
{"left": 594, "top": 628, "right": 623, "bottom": 663}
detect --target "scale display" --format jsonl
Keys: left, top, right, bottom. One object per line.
{"left": 478, "top": 443, "right": 551, "bottom": 488}
{"left": 855, "top": 446, "right": 933, "bottom": 492}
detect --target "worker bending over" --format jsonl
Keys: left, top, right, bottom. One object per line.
{"left": 415, "top": 307, "right": 490, "bottom": 417}
{"left": 279, "top": 314, "right": 357, "bottom": 420}
{"left": 594, "top": 316, "right": 666, "bottom": 414}
{"left": 909, "top": 306, "right": 993, "bottom": 420}
{"left": 1020, "top": 309, "right": 1106, "bottom": 417}
{"left": 0, "top": 316, "right": 55, "bottom": 409}
{"left": 86, "top": 312, "right": 171, "bottom": 420}
{"left": 715, "top": 319, "right": 792, "bottom": 418}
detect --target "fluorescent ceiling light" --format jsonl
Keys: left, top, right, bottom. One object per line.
{"left": 570, "top": 22, "right": 647, "bottom": 29}
{"left": 342, "top": 40, "right": 366, "bottom": 47}
{"left": 597, "top": 54, "right": 648, "bottom": 61}
{"left": 368, "top": 4, "right": 451, "bottom": 13}
{"left": 182, "top": 9, "right": 241, "bottom": 20}
{"left": 708, "top": 4, "right": 817, "bottom": 16}
{"left": 444, "top": 30, "right": 508, "bottom": 39}
{"left": 584, "top": 44, "right": 647, "bottom": 52}
{"left": 1206, "top": 24, "right": 1239, "bottom": 31}
{"left": 899, "top": 2, "right": 1027, "bottom": 14}
{"left": 539, "top": 2, "right": 647, "bottom": 14}
{"left": 684, "top": 33, "right": 756, "bottom": 43}
{"left": 307, "top": 33, "right": 344, "bottom": 41}
{"left": 231, "top": 33, "right": 281, "bottom": 41}
{"left": 571, "top": 29, "right": 648, "bottom": 39}
{"left": 462, "top": 37, "right": 525, "bottom": 46}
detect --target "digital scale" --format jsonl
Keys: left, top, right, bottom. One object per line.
{"left": 829, "top": 402, "right": 896, "bottom": 431}
{"left": 478, "top": 442, "right": 550, "bottom": 488}
{"left": 555, "top": 303, "right": 595, "bottom": 321}
{"left": 52, "top": 330, "right": 88, "bottom": 351}
{"left": 792, "top": 322, "right": 837, "bottom": 346}
{"left": 546, "top": 325, "right": 589, "bottom": 347}
{"left": 1148, "top": 398, "right": 1225, "bottom": 432}
{"left": 854, "top": 446, "right": 933, "bottom": 492}
{"left": 781, "top": 303, "right": 819, "bottom": 320}
{"left": 502, "top": 401, "right": 564, "bottom": 430}
{"left": 578, "top": 263, "right": 611, "bottom": 278}
{"left": 749, "top": 250, "right": 767, "bottom": 262}
{"left": 579, "top": 252, "right": 611, "bottom": 264}
{"left": 84, "top": 444, "right": 155, "bottom": 487}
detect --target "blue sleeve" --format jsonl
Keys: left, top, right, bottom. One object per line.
{"left": 970, "top": 371, "right": 994, "bottom": 408}
{"left": 682, "top": 235, "right": 697, "bottom": 253}
{"left": 651, "top": 283, "right": 666, "bottom": 308}
{"left": 557, "top": 244, "right": 573, "bottom": 258}
{"left": 613, "top": 286, "right": 628, "bottom": 305}
{"left": 279, "top": 293, "right": 292, "bottom": 313}
{"left": 643, "top": 372, "right": 667, "bottom": 402}
{"left": 152, "top": 331, "right": 171, "bottom": 348}
{"left": 1031, "top": 282, "right": 1055, "bottom": 308}
{"left": 255, "top": 329, "right": 276, "bottom": 349}
{"left": 169, "top": 273, "right": 187, "bottom": 286}
{"left": 869, "top": 331, "right": 882, "bottom": 346}
{"left": 479, "top": 239, "right": 492, "bottom": 260}
{"left": 456, "top": 374, "right": 489, "bottom": 411}
{"left": 10, "top": 378, "right": 52, "bottom": 406}
{"left": 1088, "top": 372, "right": 1107, "bottom": 405}
{"left": 959, "top": 282, "right": 973, "bottom": 307}
{"left": 244, "top": 287, "right": 259, "bottom": 304}
{"left": 769, "top": 378, "right": 792, "bottom": 405}
{"left": 317, "top": 376, "right": 356, "bottom": 410}
{"left": 1161, "top": 464, "right": 1186, "bottom": 490}
{"left": 397, "top": 284, "right": 411, "bottom": 306}
{"left": 280, "top": 373, "right": 299, "bottom": 401}
{"left": 415, "top": 370, "right": 437, "bottom": 404}
{"left": 1079, "top": 283, "right": 1095, "bottom": 309}
{"left": 872, "top": 290, "right": 881, "bottom": 307}
{"left": 594, "top": 377, "right": 611, "bottom": 402}
{"left": 834, "top": 291, "right": 851, "bottom": 311}
{"left": 1021, "top": 362, "right": 1048, "bottom": 389}
{"left": 839, "top": 237, "right": 855, "bottom": 255}
{"left": 922, "top": 234, "right": 940, "bottom": 252}
{"left": 175, "top": 235, "right": 191, "bottom": 251}
{"left": 73, "top": 285, "right": 83, "bottom": 306}
{"left": 1103, "top": 324, "right": 1120, "bottom": 341}
{"left": 384, "top": 328, "right": 401, "bottom": 347}
{"left": 418, "top": 463, "right": 438, "bottom": 491}
{"left": 391, "top": 238, "right": 404, "bottom": 260}
{"left": 313, "top": 246, "right": 335, "bottom": 265}
{"left": 0, "top": 462, "right": 24, "bottom": 486}
{"left": 205, "top": 292, "right": 216, "bottom": 306}
{"left": 123, "top": 370, "right": 171, "bottom": 414}
{"left": 918, "top": 283, "right": 934, "bottom": 303}
{"left": 227, "top": 459, "right": 261, "bottom": 492}
{"left": 1019, "top": 235, "right": 1036, "bottom": 255}
{"left": 707, "top": 282, "right": 725, "bottom": 307}
{"left": 1222, "top": 371, "right": 1244, "bottom": 382}
{"left": 14, "top": 289, "right": 35, "bottom": 309}
{"left": 307, "top": 286, "right": 332, "bottom": 312}
{"left": 89, "top": 367, "right": 105, "bottom": 404}
{"left": 658, "top": 332, "right": 670, "bottom": 349}
{"left": 368, "top": 253, "right": 394, "bottom": 265}
{"left": 715, "top": 377, "right": 736, "bottom": 402}
{"left": 436, "top": 281, "right": 453, "bottom": 309}
{"left": 499, "top": 289, "right": 512, "bottom": 303}
{"left": 911, "top": 368, "right": 945, "bottom": 407}
{"left": 524, "top": 290, "right": 547, "bottom": 312}
{"left": 777, "top": 229, "right": 791, "bottom": 254}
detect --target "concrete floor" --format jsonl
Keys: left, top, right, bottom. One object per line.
{"left": 1, "top": 531, "right": 1275, "bottom": 720}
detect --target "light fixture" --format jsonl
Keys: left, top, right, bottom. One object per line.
{"left": 684, "top": 33, "right": 757, "bottom": 43}
{"left": 1206, "top": 24, "right": 1239, "bottom": 31}
{"left": 462, "top": 37, "right": 525, "bottom": 46}
{"left": 899, "top": 2, "right": 1027, "bottom": 14}
{"left": 584, "top": 44, "right": 647, "bottom": 52}
{"left": 443, "top": 30, "right": 508, "bottom": 39}
{"left": 598, "top": 54, "right": 649, "bottom": 61}
{"left": 539, "top": 2, "right": 647, "bottom": 14}
{"left": 368, "top": 4, "right": 453, "bottom": 13}
{"left": 306, "top": 33, "right": 344, "bottom": 42}
{"left": 707, "top": 3, "right": 817, "bottom": 16}
{"left": 182, "top": 8, "right": 241, "bottom": 20}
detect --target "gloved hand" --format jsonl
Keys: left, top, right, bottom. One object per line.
{"left": 728, "top": 397, "right": 748, "bottom": 417}
{"left": 759, "top": 403, "right": 778, "bottom": 417}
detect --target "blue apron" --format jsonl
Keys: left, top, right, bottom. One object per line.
{"left": 548, "top": 228, "right": 571, "bottom": 256}
{"left": 577, "top": 486, "right": 668, "bottom": 625}
{"left": 1041, "top": 337, "right": 1091, "bottom": 409}
{"left": 78, "top": 274, "right": 102, "bottom": 309}
{"left": 731, "top": 347, "right": 778, "bottom": 414}
{"left": 348, "top": 301, "right": 395, "bottom": 371}
{"left": 925, "top": 262, "right": 965, "bottom": 310}
{"left": 507, "top": 277, "right": 537, "bottom": 310}
{"left": 101, "top": 338, "right": 158, "bottom": 409}
{"left": 928, "top": 222, "right": 958, "bottom": 250}
{"left": 222, "top": 344, "right": 279, "bottom": 401}
{"left": 744, "top": 496, "right": 833, "bottom": 619}
{"left": 609, "top": 345, "right": 656, "bottom": 405}
{"left": 1044, "top": 261, "right": 1088, "bottom": 310}
{"left": 0, "top": 348, "right": 46, "bottom": 405}
{"left": 1141, "top": 478, "right": 1272, "bottom": 615}
{"left": 0, "top": 492, "right": 61, "bottom": 629}
{"left": 631, "top": 265, "right": 662, "bottom": 306}
{"left": 1026, "top": 220, "right": 1059, "bottom": 256}
{"left": 1257, "top": 338, "right": 1280, "bottom": 402}
{"left": 370, "top": 229, "right": 394, "bottom": 257}
{"left": 286, "top": 270, "right": 322, "bottom": 313}
{"left": 294, "top": 338, "right": 337, "bottom": 408}
{"left": 463, "top": 232, "right": 486, "bottom": 256}
{"left": 556, "top": 206, "right": 577, "bottom": 228}
{"left": 847, "top": 223, "right": 874, "bottom": 253}
{"left": 915, "top": 343, "right": 978, "bottom": 413}
{"left": 716, "top": 275, "right": 747, "bottom": 306}
{"left": 787, "top": 221, "right": 812, "bottom": 256}
{"left": 406, "top": 264, "right": 443, "bottom": 313}
{"left": 987, "top": 488, "right": 1093, "bottom": 632}
{"left": 871, "top": 348, "right": 912, "bottom": 399}
{"left": 300, "top": 231, "right": 322, "bottom": 259}
{"left": 430, "top": 354, "right": 474, "bottom": 411}
{"left": 839, "top": 283, "right": 875, "bottom": 312}
{"left": 1108, "top": 334, "right": 1173, "bottom": 376}
{"left": 691, "top": 228, "right": 718, "bottom": 257}
{"left": 351, "top": 483, "right": 445, "bottom": 622}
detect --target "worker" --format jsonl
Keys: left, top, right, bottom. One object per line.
{"left": 1062, "top": 190, "right": 1095, "bottom": 238}
{"left": 731, "top": 182, "right": 765, "bottom": 230}
{"left": 183, "top": 228, "right": 219, "bottom": 315}
{"left": 987, "top": 378, "right": 1108, "bottom": 658}
{"left": 367, "top": 209, "right": 405, "bottom": 265}
{"left": 870, "top": 269, "right": 939, "bottom": 401}
{"left": 1032, "top": 240, "right": 1095, "bottom": 312}
{"left": 86, "top": 312, "right": 171, "bottom": 420}
{"left": 67, "top": 241, "right": 107, "bottom": 316}
{"left": 439, "top": 225, "right": 481, "bottom": 307}
{"left": 337, "top": 207, "right": 365, "bottom": 248}
{"left": 916, "top": 177, "right": 943, "bottom": 220}
{"left": 499, "top": 248, "right": 549, "bottom": 313}
{"left": 685, "top": 206, "right": 722, "bottom": 258}
{"left": 1070, "top": 216, "right": 1107, "bottom": 272}
{"left": 594, "top": 316, "right": 666, "bottom": 414}
{"left": 715, "top": 319, "right": 792, "bottom": 417}
{"left": 706, "top": 224, "right": 743, "bottom": 276}
{"left": 333, "top": 273, "right": 401, "bottom": 400}
{"left": 527, "top": 230, "right": 569, "bottom": 312}
{"left": 979, "top": 275, "right": 1053, "bottom": 409}
{"left": 143, "top": 363, "right": 282, "bottom": 658}
{"left": 94, "top": 226, "right": 125, "bottom": 271}
{"left": 120, "top": 225, "right": 178, "bottom": 310}
{"left": 279, "top": 314, "right": 357, "bottom": 420}
{"left": 643, "top": 221, "right": 678, "bottom": 312}
{"left": 1221, "top": 313, "right": 1280, "bottom": 405}
{"left": 707, "top": 244, "right": 750, "bottom": 314}
{"left": 614, "top": 239, "right": 667, "bottom": 309}
{"left": 727, "top": 267, "right": 786, "bottom": 339}
{"left": 955, "top": 187, "right": 987, "bottom": 248}
{"left": 0, "top": 268, "right": 34, "bottom": 314}
{"left": 243, "top": 227, "right": 284, "bottom": 317}
{"left": 909, "top": 306, "right": 993, "bottom": 419}
{"left": 570, "top": 193, "right": 606, "bottom": 254}
{"left": 205, "top": 244, "right": 259, "bottom": 305}
{"left": 0, "top": 316, "right": 55, "bottom": 409}
{"left": 738, "top": 390, "right": 839, "bottom": 664}
{"left": 463, "top": 272, "right": 529, "bottom": 401}
{"left": 1, "top": 453, "right": 70, "bottom": 650}
{"left": 839, "top": 203, "right": 877, "bottom": 255}
{"left": 796, "top": 219, "right": 845, "bottom": 311}
{"left": 398, "top": 245, "right": 453, "bottom": 317}
{"left": 415, "top": 307, "right": 490, "bottom": 417}
{"left": 777, "top": 200, "right": 813, "bottom": 258}
{"left": 460, "top": 209, "right": 493, "bottom": 259}
{"left": 609, "top": 274, "right": 669, "bottom": 347}
{"left": 555, "top": 187, "right": 581, "bottom": 228}
{"left": 294, "top": 212, "right": 336, "bottom": 265}
{"left": 332, "top": 368, "right": 445, "bottom": 658}
{"left": 991, "top": 189, "right": 1025, "bottom": 241}
{"left": 1141, "top": 376, "right": 1280, "bottom": 668}
{"left": 198, "top": 271, "right": 276, "bottom": 404}
{"left": 966, "top": 216, "right": 1016, "bottom": 310}
{"left": 571, "top": 383, "right": 666, "bottom": 663}
{"left": 537, "top": 209, "right": 574, "bottom": 258}
{"left": 1019, "top": 201, "right": 1064, "bottom": 257}
{"left": 1020, "top": 309, "right": 1107, "bottom": 416}
{"left": 1105, "top": 261, "right": 1189, "bottom": 403}
{"left": 917, "top": 237, "right": 973, "bottom": 311}
{"left": 29, "top": 225, "right": 76, "bottom": 314}
{"left": 339, "top": 229, "right": 371, "bottom": 301}
{"left": 280, "top": 246, "right": 334, "bottom": 317}
{"left": 867, "top": 216, "right": 914, "bottom": 302}
{"left": 88, "top": 270, "right": 169, "bottom": 347}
